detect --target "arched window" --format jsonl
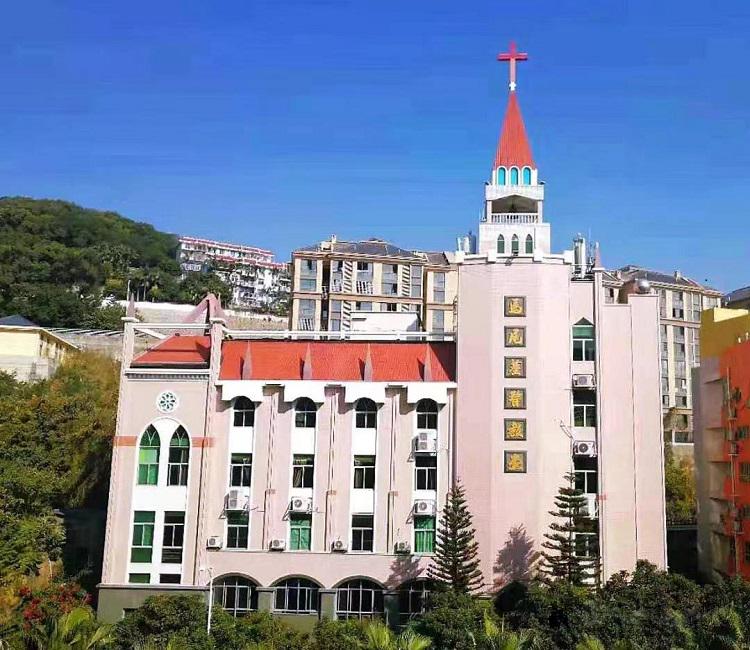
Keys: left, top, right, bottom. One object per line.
{"left": 522, "top": 167, "right": 532, "bottom": 185}
{"left": 497, "top": 235, "right": 505, "bottom": 254}
{"left": 213, "top": 575, "right": 258, "bottom": 616}
{"left": 511, "top": 234, "right": 520, "bottom": 256}
{"left": 274, "top": 577, "right": 320, "bottom": 614}
{"left": 137, "top": 426, "right": 160, "bottom": 485}
{"left": 510, "top": 167, "right": 519, "bottom": 185}
{"left": 167, "top": 427, "right": 189, "bottom": 486}
{"left": 525, "top": 234, "right": 534, "bottom": 254}
{"left": 497, "top": 167, "right": 507, "bottom": 185}
{"left": 416, "top": 399, "right": 438, "bottom": 431}
{"left": 355, "top": 398, "right": 377, "bottom": 429}
{"left": 295, "top": 398, "right": 317, "bottom": 428}
{"left": 397, "top": 580, "right": 433, "bottom": 626}
{"left": 336, "top": 579, "right": 384, "bottom": 620}
{"left": 233, "top": 397, "right": 255, "bottom": 427}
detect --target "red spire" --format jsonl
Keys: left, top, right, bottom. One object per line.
{"left": 493, "top": 93, "right": 535, "bottom": 169}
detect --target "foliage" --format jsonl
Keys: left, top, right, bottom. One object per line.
{"left": 209, "top": 609, "right": 306, "bottom": 650}
{"left": 696, "top": 605, "right": 745, "bottom": 650}
{"left": 538, "top": 474, "right": 599, "bottom": 587}
{"left": 0, "top": 352, "right": 119, "bottom": 589}
{"left": 304, "top": 617, "right": 368, "bottom": 650}
{"left": 362, "top": 620, "right": 431, "bottom": 650}
{"left": 427, "top": 480, "right": 483, "bottom": 594}
{"left": 112, "top": 595, "right": 210, "bottom": 650}
{"left": 414, "top": 590, "right": 491, "bottom": 650}
{"left": 24, "top": 606, "right": 112, "bottom": 650}
{"left": 664, "top": 443, "right": 697, "bottom": 525}
{"left": 475, "top": 612, "right": 542, "bottom": 649}
{"left": 0, "top": 197, "right": 240, "bottom": 328}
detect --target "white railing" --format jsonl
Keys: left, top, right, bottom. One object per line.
{"left": 225, "top": 328, "right": 455, "bottom": 342}
{"left": 485, "top": 213, "right": 539, "bottom": 224}
{"left": 330, "top": 279, "right": 343, "bottom": 292}
{"left": 298, "top": 318, "right": 315, "bottom": 331}
{"left": 356, "top": 280, "right": 374, "bottom": 295}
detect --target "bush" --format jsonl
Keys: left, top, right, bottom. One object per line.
{"left": 414, "top": 590, "right": 492, "bottom": 650}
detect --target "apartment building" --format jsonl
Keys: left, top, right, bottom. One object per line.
{"left": 694, "top": 308, "right": 750, "bottom": 581}
{"left": 97, "top": 43, "right": 666, "bottom": 625}
{"left": 605, "top": 268, "right": 722, "bottom": 452}
{"left": 725, "top": 286, "right": 750, "bottom": 309}
{"left": 178, "top": 236, "right": 290, "bottom": 310}
{"left": 289, "top": 238, "right": 457, "bottom": 333}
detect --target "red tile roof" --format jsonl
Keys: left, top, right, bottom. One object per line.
{"left": 493, "top": 92, "right": 535, "bottom": 169}
{"left": 133, "top": 335, "right": 211, "bottom": 367}
{"left": 133, "top": 336, "right": 456, "bottom": 382}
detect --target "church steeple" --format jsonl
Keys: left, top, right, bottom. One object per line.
{"left": 478, "top": 42, "right": 549, "bottom": 257}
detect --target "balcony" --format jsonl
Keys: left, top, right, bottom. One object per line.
{"left": 356, "top": 280, "right": 374, "bottom": 295}
{"left": 483, "top": 212, "right": 539, "bottom": 225}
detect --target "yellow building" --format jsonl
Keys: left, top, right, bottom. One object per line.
{"left": 0, "top": 315, "right": 78, "bottom": 381}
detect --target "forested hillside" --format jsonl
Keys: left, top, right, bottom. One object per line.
{"left": 0, "top": 197, "right": 229, "bottom": 328}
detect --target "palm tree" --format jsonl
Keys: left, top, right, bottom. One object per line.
{"left": 477, "top": 612, "right": 542, "bottom": 650}
{"left": 574, "top": 638, "right": 605, "bottom": 650}
{"left": 28, "top": 607, "right": 112, "bottom": 650}
{"left": 364, "top": 620, "right": 432, "bottom": 650}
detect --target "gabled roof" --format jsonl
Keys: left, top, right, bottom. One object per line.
{"left": 725, "top": 286, "right": 750, "bottom": 306}
{"left": 0, "top": 314, "right": 38, "bottom": 327}
{"left": 493, "top": 92, "right": 535, "bottom": 169}
{"left": 618, "top": 266, "right": 721, "bottom": 293}
{"left": 132, "top": 336, "right": 456, "bottom": 382}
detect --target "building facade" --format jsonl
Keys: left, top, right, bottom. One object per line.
{"left": 289, "top": 238, "right": 457, "bottom": 333}
{"left": 694, "top": 308, "right": 750, "bottom": 581}
{"left": 178, "top": 236, "right": 290, "bottom": 310}
{"left": 0, "top": 315, "right": 77, "bottom": 381}
{"left": 98, "top": 44, "right": 666, "bottom": 624}
{"left": 604, "top": 268, "right": 722, "bottom": 454}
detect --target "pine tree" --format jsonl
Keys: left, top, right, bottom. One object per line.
{"left": 428, "top": 479, "right": 483, "bottom": 593}
{"left": 539, "top": 472, "right": 600, "bottom": 586}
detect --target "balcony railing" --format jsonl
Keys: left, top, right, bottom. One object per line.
{"left": 483, "top": 213, "right": 539, "bottom": 225}
{"left": 356, "top": 280, "right": 374, "bottom": 295}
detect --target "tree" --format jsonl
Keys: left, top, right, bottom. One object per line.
{"left": 362, "top": 620, "right": 431, "bottom": 650}
{"left": 697, "top": 606, "right": 745, "bottom": 650}
{"left": 476, "top": 611, "right": 542, "bottom": 650}
{"left": 538, "top": 473, "right": 599, "bottom": 587}
{"left": 664, "top": 443, "right": 696, "bottom": 525}
{"left": 414, "top": 590, "right": 489, "bottom": 650}
{"left": 427, "top": 480, "right": 483, "bottom": 594}
{"left": 26, "top": 606, "right": 112, "bottom": 650}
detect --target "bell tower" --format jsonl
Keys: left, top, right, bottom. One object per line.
{"left": 478, "top": 42, "right": 550, "bottom": 257}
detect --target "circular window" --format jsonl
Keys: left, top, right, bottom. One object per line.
{"left": 156, "top": 391, "right": 179, "bottom": 413}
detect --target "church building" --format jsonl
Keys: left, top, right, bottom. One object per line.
{"left": 97, "top": 44, "right": 667, "bottom": 624}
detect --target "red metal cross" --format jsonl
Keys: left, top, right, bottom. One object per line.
{"left": 497, "top": 41, "right": 528, "bottom": 91}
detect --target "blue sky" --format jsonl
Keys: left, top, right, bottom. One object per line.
{"left": 2, "top": 0, "right": 749, "bottom": 290}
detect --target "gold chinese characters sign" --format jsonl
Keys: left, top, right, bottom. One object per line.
{"left": 504, "top": 296, "right": 526, "bottom": 317}
{"left": 504, "top": 388, "right": 526, "bottom": 410}
{"left": 504, "top": 327, "right": 526, "bottom": 348}
{"left": 504, "top": 418, "right": 527, "bottom": 440}
{"left": 504, "top": 356, "right": 526, "bottom": 378}
{"left": 504, "top": 451, "right": 527, "bottom": 473}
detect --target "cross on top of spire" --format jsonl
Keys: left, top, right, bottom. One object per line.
{"left": 497, "top": 41, "right": 528, "bottom": 92}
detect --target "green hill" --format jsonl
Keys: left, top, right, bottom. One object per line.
{"left": 0, "top": 197, "right": 229, "bottom": 328}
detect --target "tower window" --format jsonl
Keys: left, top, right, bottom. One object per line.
{"left": 511, "top": 234, "right": 520, "bottom": 256}
{"left": 497, "top": 235, "right": 505, "bottom": 254}
{"left": 525, "top": 234, "right": 533, "bottom": 254}
{"left": 522, "top": 167, "right": 532, "bottom": 185}
{"left": 497, "top": 167, "right": 507, "bottom": 185}
{"left": 510, "top": 167, "right": 519, "bottom": 185}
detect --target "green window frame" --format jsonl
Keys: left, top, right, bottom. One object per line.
{"left": 227, "top": 511, "right": 249, "bottom": 549}
{"left": 130, "top": 511, "right": 155, "bottom": 563}
{"left": 573, "top": 320, "right": 596, "bottom": 361}
{"left": 161, "top": 511, "right": 185, "bottom": 564}
{"left": 167, "top": 428, "right": 189, "bottom": 486}
{"left": 290, "top": 513, "right": 312, "bottom": 551}
{"left": 414, "top": 516, "right": 436, "bottom": 554}
{"left": 138, "top": 427, "right": 160, "bottom": 485}
{"left": 129, "top": 573, "right": 150, "bottom": 584}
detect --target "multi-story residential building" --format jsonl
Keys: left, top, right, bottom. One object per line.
{"left": 178, "top": 236, "right": 290, "bottom": 310}
{"left": 289, "top": 238, "right": 457, "bottom": 333}
{"left": 97, "top": 43, "right": 666, "bottom": 625}
{"left": 694, "top": 307, "right": 750, "bottom": 581}
{"left": 604, "top": 268, "right": 722, "bottom": 453}
{"left": 725, "top": 286, "right": 750, "bottom": 309}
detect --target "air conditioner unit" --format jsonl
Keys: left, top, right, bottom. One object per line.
{"left": 290, "top": 497, "right": 313, "bottom": 513}
{"left": 572, "top": 374, "right": 596, "bottom": 389}
{"left": 331, "top": 539, "right": 348, "bottom": 553}
{"left": 269, "top": 538, "right": 286, "bottom": 551}
{"left": 395, "top": 541, "right": 411, "bottom": 554}
{"left": 226, "top": 487, "right": 250, "bottom": 511}
{"left": 414, "top": 432, "right": 437, "bottom": 454}
{"left": 573, "top": 441, "right": 597, "bottom": 457}
{"left": 206, "top": 536, "right": 222, "bottom": 550}
{"left": 414, "top": 499, "right": 437, "bottom": 515}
